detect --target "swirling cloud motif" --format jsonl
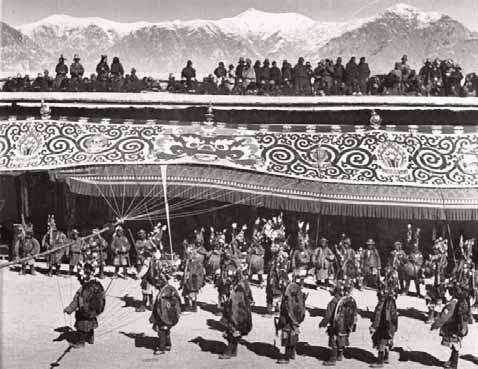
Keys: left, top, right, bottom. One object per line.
{"left": 1, "top": 119, "right": 478, "bottom": 188}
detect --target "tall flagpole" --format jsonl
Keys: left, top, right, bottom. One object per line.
{"left": 160, "top": 165, "right": 174, "bottom": 264}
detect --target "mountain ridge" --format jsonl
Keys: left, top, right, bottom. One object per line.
{"left": 2, "top": 4, "right": 477, "bottom": 76}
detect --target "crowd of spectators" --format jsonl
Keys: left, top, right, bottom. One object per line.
{"left": 2, "top": 53, "right": 478, "bottom": 97}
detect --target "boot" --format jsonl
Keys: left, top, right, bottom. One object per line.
{"left": 277, "top": 348, "right": 290, "bottom": 364}
{"left": 337, "top": 350, "right": 344, "bottom": 362}
{"left": 266, "top": 302, "right": 273, "bottom": 315}
{"left": 443, "top": 348, "right": 458, "bottom": 369}
{"left": 154, "top": 331, "right": 167, "bottom": 355}
{"left": 416, "top": 282, "right": 422, "bottom": 298}
{"left": 231, "top": 338, "right": 239, "bottom": 357}
{"left": 289, "top": 346, "right": 296, "bottom": 360}
{"left": 370, "top": 351, "right": 384, "bottom": 368}
{"left": 98, "top": 265, "right": 105, "bottom": 279}
{"left": 192, "top": 299, "right": 198, "bottom": 312}
{"left": 68, "top": 266, "right": 74, "bottom": 277}
{"left": 219, "top": 340, "right": 234, "bottom": 359}
{"left": 323, "top": 347, "right": 337, "bottom": 366}
{"left": 426, "top": 309, "right": 435, "bottom": 324}
{"left": 20, "top": 265, "right": 26, "bottom": 275}
{"left": 452, "top": 349, "right": 459, "bottom": 369}
{"left": 165, "top": 331, "right": 171, "bottom": 351}
{"left": 148, "top": 295, "right": 154, "bottom": 311}
{"left": 136, "top": 295, "right": 147, "bottom": 312}
{"left": 384, "top": 349, "right": 389, "bottom": 364}
{"left": 30, "top": 267, "right": 36, "bottom": 275}
{"left": 48, "top": 267, "right": 53, "bottom": 277}
{"left": 72, "top": 332, "right": 86, "bottom": 349}
{"left": 183, "top": 297, "right": 190, "bottom": 311}
{"left": 86, "top": 330, "right": 94, "bottom": 344}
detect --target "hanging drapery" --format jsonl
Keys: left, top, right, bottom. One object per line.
{"left": 51, "top": 164, "right": 478, "bottom": 221}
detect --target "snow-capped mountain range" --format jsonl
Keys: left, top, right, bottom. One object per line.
{"left": 1, "top": 3, "right": 478, "bottom": 76}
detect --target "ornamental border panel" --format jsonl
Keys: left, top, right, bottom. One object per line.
{"left": 1, "top": 119, "right": 478, "bottom": 188}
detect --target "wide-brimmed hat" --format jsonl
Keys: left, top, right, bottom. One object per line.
{"left": 366, "top": 238, "right": 375, "bottom": 246}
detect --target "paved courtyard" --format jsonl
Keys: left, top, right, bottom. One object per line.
{"left": 1, "top": 264, "right": 477, "bottom": 369}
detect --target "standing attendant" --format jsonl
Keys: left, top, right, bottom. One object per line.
{"left": 361, "top": 239, "right": 381, "bottom": 288}
{"left": 42, "top": 215, "right": 68, "bottom": 277}
{"left": 68, "top": 229, "right": 85, "bottom": 276}
{"left": 314, "top": 237, "right": 335, "bottom": 287}
{"left": 135, "top": 229, "right": 154, "bottom": 272}
{"left": 110, "top": 225, "right": 131, "bottom": 278}
{"left": 87, "top": 229, "right": 107, "bottom": 279}
{"left": 137, "top": 248, "right": 164, "bottom": 312}
{"left": 18, "top": 227, "right": 40, "bottom": 275}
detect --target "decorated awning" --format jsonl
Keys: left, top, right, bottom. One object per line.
{"left": 2, "top": 115, "right": 478, "bottom": 220}
{"left": 50, "top": 164, "right": 478, "bottom": 221}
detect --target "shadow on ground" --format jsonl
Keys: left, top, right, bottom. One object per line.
{"left": 296, "top": 342, "right": 329, "bottom": 361}
{"left": 241, "top": 340, "right": 282, "bottom": 360}
{"left": 357, "top": 308, "right": 374, "bottom": 320}
{"left": 189, "top": 336, "right": 227, "bottom": 355}
{"left": 52, "top": 326, "right": 81, "bottom": 344}
{"left": 393, "top": 347, "right": 443, "bottom": 366}
{"left": 397, "top": 307, "right": 427, "bottom": 322}
{"left": 119, "top": 331, "right": 157, "bottom": 351}
{"left": 197, "top": 301, "right": 221, "bottom": 315}
{"left": 116, "top": 295, "right": 144, "bottom": 310}
{"left": 307, "top": 307, "right": 326, "bottom": 318}
{"left": 344, "top": 347, "right": 376, "bottom": 364}
{"left": 461, "top": 354, "right": 478, "bottom": 365}
{"left": 206, "top": 318, "right": 227, "bottom": 332}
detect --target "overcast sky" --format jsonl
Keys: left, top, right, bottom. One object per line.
{"left": 2, "top": 0, "right": 478, "bottom": 30}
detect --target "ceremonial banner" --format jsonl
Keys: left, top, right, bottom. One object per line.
{"left": 2, "top": 118, "right": 478, "bottom": 188}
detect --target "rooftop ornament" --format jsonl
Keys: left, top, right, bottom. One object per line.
{"left": 202, "top": 103, "right": 216, "bottom": 136}
{"left": 40, "top": 100, "right": 51, "bottom": 120}
{"left": 369, "top": 110, "right": 383, "bottom": 130}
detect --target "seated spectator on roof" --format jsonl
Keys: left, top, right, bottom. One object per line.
{"left": 70, "top": 54, "right": 85, "bottom": 80}
{"left": 270, "top": 61, "right": 282, "bottom": 85}
{"left": 181, "top": 60, "right": 196, "bottom": 88}
{"left": 214, "top": 61, "right": 227, "bottom": 82}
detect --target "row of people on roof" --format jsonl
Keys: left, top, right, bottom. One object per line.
{"left": 2, "top": 54, "right": 478, "bottom": 97}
